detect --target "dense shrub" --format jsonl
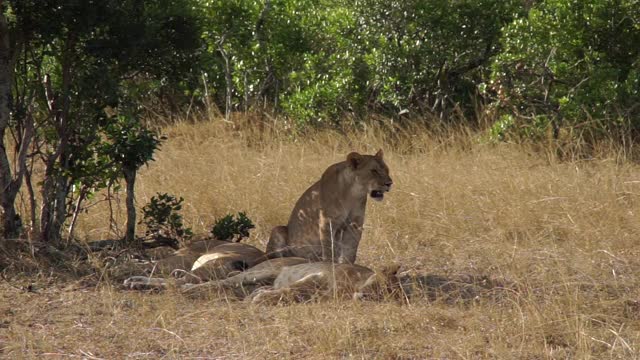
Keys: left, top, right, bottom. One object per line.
{"left": 491, "top": 0, "right": 640, "bottom": 138}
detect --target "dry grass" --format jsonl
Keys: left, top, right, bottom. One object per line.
{"left": 2, "top": 117, "right": 640, "bottom": 358}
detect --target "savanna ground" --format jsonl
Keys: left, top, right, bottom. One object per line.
{"left": 1, "top": 117, "right": 640, "bottom": 359}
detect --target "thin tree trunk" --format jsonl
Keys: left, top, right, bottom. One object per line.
{"left": 123, "top": 167, "right": 137, "bottom": 245}
{"left": 201, "top": 72, "right": 213, "bottom": 119}
{"left": 217, "top": 35, "right": 232, "bottom": 122}
{"left": 274, "top": 78, "right": 279, "bottom": 111}
{"left": 243, "top": 70, "right": 248, "bottom": 113}
{"left": 40, "top": 34, "right": 74, "bottom": 243}
{"left": 254, "top": 0, "right": 274, "bottom": 116}
{"left": 39, "top": 152, "right": 58, "bottom": 241}
{"left": 106, "top": 183, "right": 121, "bottom": 238}
{"left": 48, "top": 173, "right": 69, "bottom": 243}
{"left": 24, "top": 158, "right": 37, "bottom": 239}
{"left": 223, "top": 54, "right": 232, "bottom": 122}
{"left": 66, "top": 187, "right": 86, "bottom": 242}
{"left": 39, "top": 143, "right": 67, "bottom": 242}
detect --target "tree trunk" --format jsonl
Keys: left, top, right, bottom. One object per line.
{"left": 0, "top": 12, "right": 12, "bottom": 238}
{"left": 39, "top": 34, "right": 74, "bottom": 243}
{"left": 41, "top": 172, "right": 69, "bottom": 244}
{"left": 39, "top": 152, "right": 58, "bottom": 242}
{"left": 254, "top": 0, "right": 275, "bottom": 112}
{"left": 24, "top": 159, "right": 37, "bottom": 238}
{"left": 66, "top": 187, "right": 86, "bottom": 243}
{"left": 217, "top": 35, "right": 233, "bottom": 122}
{"left": 0, "top": 11, "right": 31, "bottom": 239}
{"left": 224, "top": 58, "right": 232, "bottom": 121}
{"left": 39, "top": 151, "right": 68, "bottom": 243}
{"left": 123, "top": 167, "right": 137, "bottom": 245}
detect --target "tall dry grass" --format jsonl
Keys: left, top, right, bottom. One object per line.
{"left": 2, "top": 115, "right": 640, "bottom": 358}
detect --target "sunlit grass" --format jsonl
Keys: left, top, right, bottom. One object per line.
{"left": 2, "top": 115, "right": 640, "bottom": 358}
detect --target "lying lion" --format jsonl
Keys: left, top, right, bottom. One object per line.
{"left": 181, "top": 257, "right": 310, "bottom": 298}
{"left": 266, "top": 150, "right": 392, "bottom": 263}
{"left": 124, "top": 239, "right": 268, "bottom": 289}
{"left": 148, "top": 238, "right": 244, "bottom": 274}
{"left": 247, "top": 262, "right": 402, "bottom": 304}
{"left": 130, "top": 257, "right": 403, "bottom": 305}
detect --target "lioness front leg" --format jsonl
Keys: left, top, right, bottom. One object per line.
{"left": 336, "top": 219, "right": 364, "bottom": 264}
{"left": 123, "top": 276, "right": 169, "bottom": 290}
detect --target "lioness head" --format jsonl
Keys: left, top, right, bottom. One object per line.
{"left": 347, "top": 149, "right": 393, "bottom": 201}
{"left": 354, "top": 264, "right": 403, "bottom": 301}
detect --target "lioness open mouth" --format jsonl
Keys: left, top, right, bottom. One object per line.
{"left": 370, "top": 190, "right": 385, "bottom": 201}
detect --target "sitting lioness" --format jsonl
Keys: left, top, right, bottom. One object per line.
{"left": 248, "top": 262, "right": 402, "bottom": 304}
{"left": 266, "top": 150, "right": 392, "bottom": 263}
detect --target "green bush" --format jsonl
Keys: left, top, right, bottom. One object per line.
{"left": 140, "top": 193, "right": 193, "bottom": 242}
{"left": 355, "top": 0, "right": 523, "bottom": 118}
{"left": 491, "top": 0, "right": 640, "bottom": 137}
{"left": 211, "top": 212, "right": 255, "bottom": 242}
{"left": 488, "top": 114, "right": 553, "bottom": 143}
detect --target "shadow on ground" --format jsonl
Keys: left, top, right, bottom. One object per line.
{"left": 398, "top": 270, "right": 514, "bottom": 304}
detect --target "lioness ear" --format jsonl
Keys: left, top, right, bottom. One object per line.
{"left": 381, "top": 264, "right": 401, "bottom": 280}
{"left": 379, "top": 264, "right": 402, "bottom": 296}
{"left": 347, "top": 152, "right": 363, "bottom": 169}
{"left": 375, "top": 149, "right": 384, "bottom": 159}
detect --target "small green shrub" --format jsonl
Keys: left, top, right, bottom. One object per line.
{"left": 211, "top": 212, "right": 255, "bottom": 242}
{"left": 140, "top": 193, "right": 193, "bottom": 242}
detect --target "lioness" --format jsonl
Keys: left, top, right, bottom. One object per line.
{"left": 266, "top": 150, "right": 392, "bottom": 263}
{"left": 124, "top": 242, "right": 267, "bottom": 290}
{"left": 150, "top": 238, "right": 234, "bottom": 275}
{"left": 182, "top": 257, "right": 309, "bottom": 298}
{"left": 248, "top": 262, "right": 402, "bottom": 304}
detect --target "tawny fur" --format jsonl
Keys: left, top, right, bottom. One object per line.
{"left": 182, "top": 257, "right": 309, "bottom": 299}
{"left": 266, "top": 150, "right": 392, "bottom": 263}
{"left": 124, "top": 241, "right": 267, "bottom": 290}
{"left": 248, "top": 262, "right": 401, "bottom": 304}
